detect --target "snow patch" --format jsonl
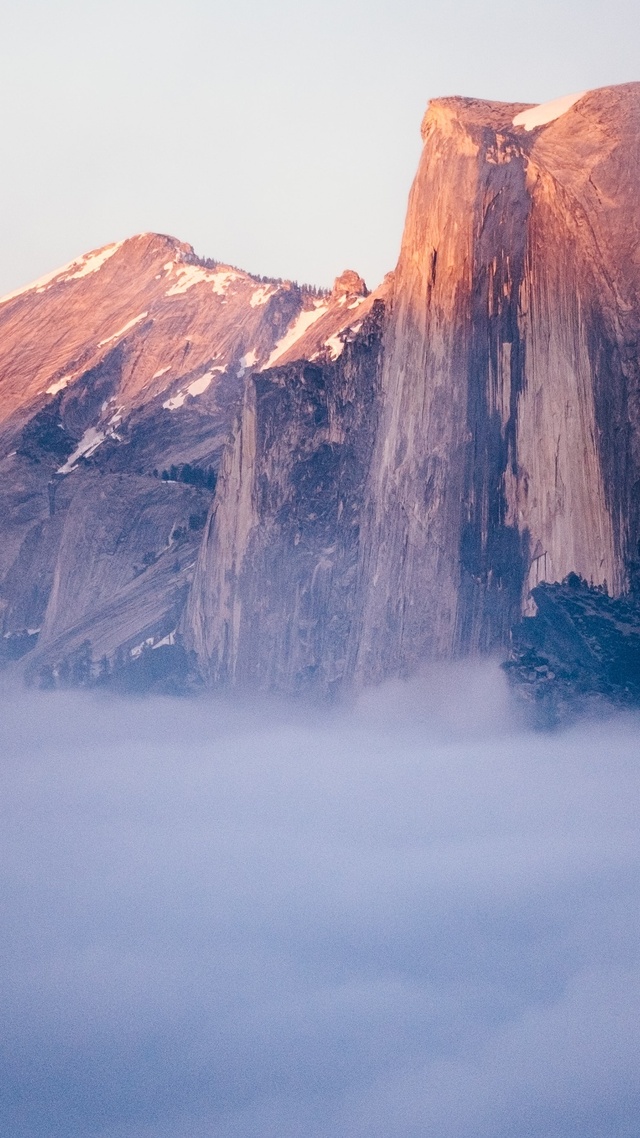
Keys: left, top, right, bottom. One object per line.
{"left": 163, "top": 391, "right": 186, "bottom": 411}
{"left": 57, "top": 427, "right": 106, "bottom": 474}
{"left": 513, "top": 91, "right": 586, "bottom": 131}
{"left": 98, "top": 312, "right": 148, "bottom": 347}
{"left": 325, "top": 333, "right": 345, "bottom": 360}
{"left": 187, "top": 373, "right": 213, "bottom": 397}
{"left": 261, "top": 304, "right": 328, "bottom": 370}
{"left": 250, "top": 285, "right": 276, "bottom": 307}
{"left": 237, "top": 349, "right": 258, "bottom": 377}
{"left": 131, "top": 637, "right": 155, "bottom": 659}
{"left": 152, "top": 630, "right": 176, "bottom": 649}
{"left": 46, "top": 375, "right": 72, "bottom": 396}
{"left": 163, "top": 366, "right": 225, "bottom": 410}
{"left": 166, "top": 265, "right": 241, "bottom": 296}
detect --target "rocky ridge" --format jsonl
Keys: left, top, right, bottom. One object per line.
{"left": 0, "top": 235, "right": 370, "bottom": 682}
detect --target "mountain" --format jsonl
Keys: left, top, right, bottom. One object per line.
{"left": 2, "top": 82, "right": 640, "bottom": 698}
{"left": 0, "top": 234, "right": 370, "bottom": 680}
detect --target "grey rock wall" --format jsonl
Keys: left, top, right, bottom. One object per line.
{"left": 185, "top": 302, "right": 386, "bottom": 694}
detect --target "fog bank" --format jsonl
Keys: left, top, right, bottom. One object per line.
{"left": 1, "top": 663, "right": 638, "bottom": 1137}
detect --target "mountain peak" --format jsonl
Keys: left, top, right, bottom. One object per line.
{"left": 331, "top": 270, "right": 368, "bottom": 301}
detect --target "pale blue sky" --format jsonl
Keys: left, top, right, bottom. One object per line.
{"left": 1, "top": 0, "right": 637, "bottom": 295}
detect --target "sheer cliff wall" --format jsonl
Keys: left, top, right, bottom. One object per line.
{"left": 354, "top": 84, "right": 639, "bottom": 683}
{"left": 4, "top": 85, "right": 638, "bottom": 692}
{"left": 185, "top": 302, "right": 386, "bottom": 693}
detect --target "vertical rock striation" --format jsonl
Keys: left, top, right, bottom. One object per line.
{"left": 353, "top": 83, "right": 640, "bottom": 684}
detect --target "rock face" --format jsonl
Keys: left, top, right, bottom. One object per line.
{"left": 2, "top": 82, "right": 640, "bottom": 695}
{"left": 353, "top": 83, "right": 640, "bottom": 683}
{"left": 505, "top": 575, "right": 640, "bottom": 724}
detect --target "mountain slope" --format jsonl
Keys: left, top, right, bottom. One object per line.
{"left": 0, "top": 235, "right": 367, "bottom": 677}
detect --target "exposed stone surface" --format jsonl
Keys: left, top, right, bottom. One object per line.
{"left": 331, "top": 270, "right": 369, "bottom": 300}
{"left": 505, "top": 575, "right": 640, "bottom": 723}
{"left": 185, "top": 298, "right": 388, "bottom": 694}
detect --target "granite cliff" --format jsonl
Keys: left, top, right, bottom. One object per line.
{"left": 2, "top": 82, "right": 640, "bottom": 697}
{"left": 186, "top": 82, "right": 640, "bottom": 695}
{"left": 352, "top": 83, "right": 640, "bottom": 683}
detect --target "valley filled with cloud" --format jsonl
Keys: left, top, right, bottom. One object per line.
{"left": 1, "top": 664, "right": 638, "bottom": 1138}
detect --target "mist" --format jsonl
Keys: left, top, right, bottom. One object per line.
{"left": 1, "top": 662, "right": 638, "bottom": 1137}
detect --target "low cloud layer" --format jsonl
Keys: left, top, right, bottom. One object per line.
{"left": 1, "top": 663, "right": 639, "bottom": 1137}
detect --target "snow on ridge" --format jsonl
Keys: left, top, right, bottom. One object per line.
{"left": 0, "top": 241, "right": 124, "bottom": 307}
{"left": 250, "top": 285, "right": 276, "bottom": 307}
{"left": 513, "top": 91, "right": 586, "bottom": 131}
{"left": 166, "top": 265, "right": 242, "bottom": 297}
{"left": 0, "top": 265, "right": 72, "bottom": 306}
{"left": 261, "top": 304, "right": 329, "bottom": 370}
{"left": 63, "top": 242, "right": 124, "bottom": 281}
{"left": 98, "top": 312, "right": 148, "bottom": 347}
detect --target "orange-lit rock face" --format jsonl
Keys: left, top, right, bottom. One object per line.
{"left": 0, "top": 233, "right": 309, "bottom": 429}
{"left": 353, "top": 83, "right": 640, "bottom": 682}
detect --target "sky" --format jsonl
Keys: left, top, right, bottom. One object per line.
{"left": 1, "top": 0, "right": 638, "bottom": 296}
{"left": 1, "top": 663, "right": 639, "bottom": 1138}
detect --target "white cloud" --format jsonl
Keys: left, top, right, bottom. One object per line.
{"left": 0, "top": 663, "right": 638, "bottom": 1138}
